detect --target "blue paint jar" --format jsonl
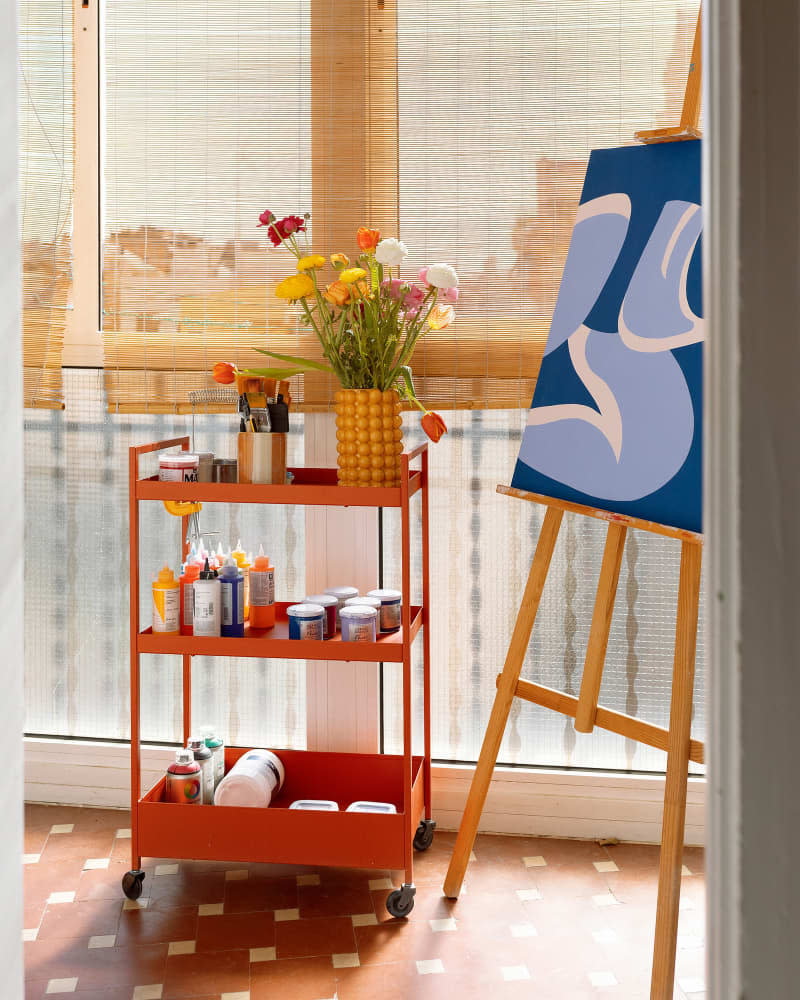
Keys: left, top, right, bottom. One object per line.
{"left": 367, "top": 589, "right": 402, "bottom": 633}
{"left": 287, "top": 603, "right": 324, "bottom": 640}
{"left": 218, "top": 558, "right": 245, "bottom": 637}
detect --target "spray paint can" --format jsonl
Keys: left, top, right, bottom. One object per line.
{"left": 200, "top": 725, "right": 226, "bottom": 790}
{"left": 188, "top": 736, "right": 215, "bottom": 804}
{"left": 165, "top": 749, "right": 203, "bottom": 804}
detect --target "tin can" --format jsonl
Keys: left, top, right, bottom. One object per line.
{"left": 212, "top": 458, "right": 238, "bottom": 483}
{"left": 287, "top": 603, "right": 324, "bottom": 640}
{"left": 367, "top": 589, "right": 402, "bottom": 633}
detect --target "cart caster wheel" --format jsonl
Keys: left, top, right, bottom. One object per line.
{"left": 122, "top": 870, "right": 146, "bottom": 901}
{"left": 386, "top": 883, "right": 416, "bottom": 918}
{"left": 413, "top": 818, "right": 436, "bottom": 852}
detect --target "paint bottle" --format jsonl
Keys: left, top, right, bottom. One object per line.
{"left": 188, "top": 736, "right": 215, "bottom": 805}
{"left": 200, "top": 725, "right": 226, "bottom": 790}
{"left": 193, "top": 558, "right": 221, "bottom": 637}
{"left": 165, "top": 749, "right": 203, "bottom": 804}
{"left": 249, "top": 546, "right": 275, "bottom": 629}
{"left": 152, "top": 566, "right": 180, "bottom": 634}
{"left": 232, "top": 546, "right": 252, "bottom": 621}
{"left": 179, "top": 561, "right": 201, "bottom": 635}
{"left": 213, "top": 749, "right": 285, "bottom": 808}
{"left": 219, "top": 557, "right": 245, "bottom": 637}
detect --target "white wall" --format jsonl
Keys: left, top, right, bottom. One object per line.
{"left": 707, "top": 0, "right": 800, "bottom": 996}
{"left": 0, "top": 0, "right": 24, "bottom": 994}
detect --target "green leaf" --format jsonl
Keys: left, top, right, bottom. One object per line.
{"left": 238, "top": 366, "right": 309, "bottom": 378}
{"left": 252, "top": 348, "right": 335, "bottom": 373}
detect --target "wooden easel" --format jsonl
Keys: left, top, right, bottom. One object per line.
{"left": 443, "top": 11, "right": 703, "bottom": 1000}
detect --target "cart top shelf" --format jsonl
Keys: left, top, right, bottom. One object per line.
{"left": 135, "top": 466, "right": 423, "bottom": 507}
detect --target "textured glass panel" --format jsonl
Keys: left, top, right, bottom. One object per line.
{"left": 382, "top": 410, "right": 704, "bottom": 775}
{"left": 24, "top": 368, "right": 305, "bottom": 748}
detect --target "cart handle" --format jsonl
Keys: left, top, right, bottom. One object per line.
{"left": 403, "top": 441, "right": 429, "bottom": 464}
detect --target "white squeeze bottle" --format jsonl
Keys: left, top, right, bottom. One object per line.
{"left": 214, "top": 749, "right": 285, "bottom": 808}
{"left": 193, "top": 558, "right": 221, "bottom": 637}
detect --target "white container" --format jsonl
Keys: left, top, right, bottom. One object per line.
{"left": 287, "top": 603, "right": 324, "bottom": 640}
{"left": 367, "top": 589, "right": 402, "bottom": 633}
{"left": 289, "top": 799, "right": 339, "bottom": 811}
{"left": 340, "top": 605, "right": 378, "bottom": 643}
{"left": 159, "top": 451, "right": 199, "bottom": 482}
{"left": 345, "top": 800, "right": 397, "bottom": 814}
{"left": 193, "top": 570, "right": 222, "bottom": 637}
{"left": 344, "top": 595, "right": 381, "bottom": 612}
{"left": 213, "top": 749, "right": 285, "bottom": 808}
{"left": 324, "top": 585, "right": 359, "bottom": 625}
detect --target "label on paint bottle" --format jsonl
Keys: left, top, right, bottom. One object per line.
{"left": 222, "top": 578, "right": 244, "bottom": 626}
{"left": 153, "top": 587, "right": 180, "bottom": 633}
{"left": 183, "top": 585, "right": 194, "bottom": 629}
{"left": 250, "top": 569, "right": 275, "bottom": 606}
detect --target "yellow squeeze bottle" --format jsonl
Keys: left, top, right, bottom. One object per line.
{"left": 152, "top": 566, "right": 180, "bottom": 634}
{"left": 233, "top": 545, "right": 252, "bottom": 620}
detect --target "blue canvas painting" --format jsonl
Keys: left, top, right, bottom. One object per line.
{"left": 511, "top": 140, "right": 703, "bottom": 533}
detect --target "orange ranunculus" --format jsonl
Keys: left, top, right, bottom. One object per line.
{"left": 324, "top": 280, "right": 351, "bottom": 307}
{"left": 421, "top": 411, "right": 447, "bottom": 443}
{"left": 356, "top": 227, "right": 380, "bottom": 253}
{"left": 330, "top": 253, "right": 350, "bottom": 268}
{"left": 213, "top": 361, "right": 237, "bottom": 384}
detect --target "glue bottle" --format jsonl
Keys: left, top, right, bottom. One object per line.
{"left": 193, "top": 558, "right": 221, "bottom": 637}
{"left": 233, "top": 549, "right": 252, "bottom": 620}
{"left": 219, "top": 557, "right": 245, "bottom": 637}
{"left": 152, "top": 566, "right": 180, "bottom": 634}
{"left": 249, "top": 545, "right": 275, "bottom": 629}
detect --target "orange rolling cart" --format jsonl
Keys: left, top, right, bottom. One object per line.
{"left": 123, "top": 436, "right": 433, "bottom": 918}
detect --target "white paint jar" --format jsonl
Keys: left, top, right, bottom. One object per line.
{"left": 340, "top": 605, "right": 378, "bottom": 643}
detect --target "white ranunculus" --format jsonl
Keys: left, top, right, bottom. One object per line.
{"left": 425, "top": 262, "right": 459, "bottom": 289}
{"left": 375, "top": 238, "right": 409, "bottom": 268}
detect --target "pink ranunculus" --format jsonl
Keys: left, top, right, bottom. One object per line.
{"left": 418, "top": 266, "right": 429, "bottom": 285}
{"left": 381, "top": 278, "right": 406, "bottom": 301}
{"left": 443, "top": 286, "right": 460, "bottom": 303}
{"left": 403, "top": 283, "right": 426, "bottom": 309}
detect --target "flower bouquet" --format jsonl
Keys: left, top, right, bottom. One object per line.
{"left": 214, "top": 210, "right": 456, "bottom": 486}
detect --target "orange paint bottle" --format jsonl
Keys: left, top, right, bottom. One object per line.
{"left": 180, "top": 561, "right": 201, "bottom": 635}
{"left": 248, "top": 546, "right": 275, "bottom": 629}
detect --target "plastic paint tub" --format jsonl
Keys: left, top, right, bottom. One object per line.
{"left": 159, "top": 452, "right": 199, "bottom": 482}
{"left": 324, "top": 586, "right": 359, "bottom": 625}
{"left": 367, "top": 589, "right": 402, "bottom": 633}
{"left": 304, "top": 594, "right": 339, "bottom": 638}
{"left": 344, "top": 595, "right": 381, "bottom": 613}
{"left": 289, "top": 800, "right": 339, "bottom": 811}
{"left": 345, "top": 800, "right": 397, "bottom": 814}
{"left": 340, "top": 605, "right": 378, "bottom": 643}
{"left": 286, "top": 603, "right": 325, "bottom": 640}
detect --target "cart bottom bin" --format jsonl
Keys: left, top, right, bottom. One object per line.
{"left": 137, "top": 748, "right": 426, "bottom": 870}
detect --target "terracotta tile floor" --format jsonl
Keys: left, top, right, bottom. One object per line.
{"left": 24, "top": 804, "right": 706, "bottom": 999}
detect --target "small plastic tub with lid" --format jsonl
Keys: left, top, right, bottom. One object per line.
{"left": 289, "top": 799, "right": 339, "bottom": 811}
{"left": 340, "top": 605, "right": 378, "bottom": 643}
{"left": 345, "top": 800, "right": 397, "bottom": 814}
{"left": 366, "top": 588, "right": 402, "bottom": 633}
{"left": 324, "top": 585, "right": 359, "bottom": 625}
{"left": 159, "top": 451, "right": 199, "bottom": 482}
{"left": 304, "top": 593, "right": 339, "bottom": 638}
{"left": 344, "top": 595, "right": 381, "bottom": 613}
{"left": 286, "top": 603, "right": 324, "bottom": 640}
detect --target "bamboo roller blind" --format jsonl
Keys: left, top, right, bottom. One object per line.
{"left": 101, "top": 0, "right": 699, "bottom": 413}
{"left": 18, "top": 0, "right": 73, "bottom": 409}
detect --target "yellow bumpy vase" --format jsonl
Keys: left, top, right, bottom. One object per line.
{"left": 334, "top": 388, "right": 404, "bottom": 487}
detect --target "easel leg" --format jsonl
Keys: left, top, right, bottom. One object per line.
{"left": 443, "top": 505, "right": 564, "bottom": 898}
{"left": 650, "top": 540, "right": 702, "bottom": 1000}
